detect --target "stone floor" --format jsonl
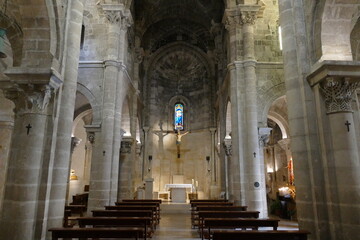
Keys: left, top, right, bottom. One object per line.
{"left": 151, "top": 203, "right": 299, "bottom": 240}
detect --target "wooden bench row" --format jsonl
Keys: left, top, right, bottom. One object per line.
{"left": 51, "top": 199, "right": 162, "bottom": 239}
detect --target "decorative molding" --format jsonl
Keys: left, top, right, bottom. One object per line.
{"left": 120, "top": 137, "right": 134, "bottom": 154}
{"left": 258, "top": 127, "right": 272, "bottom": 147}
{"left": 3, "top": 84, "right": 55, "bottom": 115}
{"left": 239, "top": 10, "right": 258, "bottom": 25}
{"left": 223, "top": 138, "right": 232, "bottom": 157}
{"left": 321, "top": 77, "right": 359, "bottom": 113}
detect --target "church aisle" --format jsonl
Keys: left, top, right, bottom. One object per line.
{"left": 152, "top": 212, "right": 199, "bottom": 240}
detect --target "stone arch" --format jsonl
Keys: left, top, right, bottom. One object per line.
{"left": 76, "top": 83, "right": 101, "bottom": 125}
{"left": 0, "top": 11, "right": 23, "bottom": 66}
{"left": 317, "top": 0, "right": 360, "bottom": 60}
{"left": 267, "top": 96, "right": 289, "bottom": 139}
{"left": 258, "top": 81, "right": 286, "bottom": 126}
{"left": 350, "top": 16, "right": 360, "bottom": 61}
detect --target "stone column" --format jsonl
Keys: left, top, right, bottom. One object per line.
{"left": 43, "top": 2, "right": 85, "bottom": 238}
{"left": 307, "top": 62, "right": 360, "bottom": 240}
{"left": 0, "top": 81, "right": 57, "bottom": 240}
{"left": 279, "top": 1, "right": 328, "bottom": 239}
{"left": 239, "top": 6, "right": 266, "bottom": 216}
{"left": 223, "top": 138, "right": 232, "bottom": 200}
{"left": 118, "top": 136, "right": 134, "bottom": 200}
{"left": 223, "top": 10, "right": 245, "bottom": 204}
{"left": 258, "top": 127, "right": 272, "bottom": 217}
{"left": 142, "top": 127, "right": 150, "bottom": 181}
{"left": 88, "top": 4, "right": 132, "bottom": 210}
{"left": 0, "top": 120, "right": 13, "bottom": 214}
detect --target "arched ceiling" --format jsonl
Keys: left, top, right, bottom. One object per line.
{"left": 135, "top": 0, "right": 224, "bottom": 53}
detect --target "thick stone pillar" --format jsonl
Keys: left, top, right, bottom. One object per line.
{"left": 307, "top": 62, "right": 360, "bottom": 240}
{"left": 279, "top": 1, "right": 328, "bottom": 239}
{"left": 88, "top": 4, "right": 132, "bottom": 210}
{"left": 223, "top": 10, "right": 245, "bottom": 204}
{"left": 0, "top": 120, "right": 13, "bottom": 214}
{"left": 0, "top": 79, "right": 58, "bottom": 240}
{"left": 238, "top": 5, "right": 267, "bottom": 217}
{"left": 44, "top": 1, "right": 85, "bottom": 238}
{"left": 118, "top": 136, "right": 134, "bottom": 200}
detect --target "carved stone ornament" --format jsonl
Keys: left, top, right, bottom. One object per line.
{"left": 88, "top": 132, "right": 95, "bottom": 144}
{"left": 4, "top": 84, "right": 54, "bottom": 115}
{"left": 120, "top": 140, "right": 133, "bottom": 154}
{"left": 320, "top": 77, "right": 359, "bottom": 114}
{"left": 239, "top": 11, "right": 258, "bottom": 25}
{"left": 258, "top": 127, "right": 272, "bottom": 147}
{"left": 104, "top": 10, "right": 122, "bottom": 24}
{"left": 223, "top": 139, "right": 232, "bottom": 157}
{"left": 224, "top": 15, "right": 239, "bottom": 32}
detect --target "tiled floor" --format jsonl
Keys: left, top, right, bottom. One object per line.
{"left": 152, "top": 203, "right": 299, "bottom": 240}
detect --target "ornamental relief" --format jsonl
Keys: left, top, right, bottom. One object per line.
{"left": 320, "top": 78, "right": 359, "bottom": 114}
{"left": 4, "top": 84, "right": 54, "bottom": 115}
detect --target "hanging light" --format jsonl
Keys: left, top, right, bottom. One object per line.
{"left": 0, "top": 28, "right": 7, "bottom": 58}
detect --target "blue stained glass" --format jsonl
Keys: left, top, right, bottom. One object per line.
{"left": 174, "top": 103, "right": 184, "bottom": 131}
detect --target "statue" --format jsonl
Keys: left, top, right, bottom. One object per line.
{"left": 176, "top": 130, "right": 189, "bottom": 144}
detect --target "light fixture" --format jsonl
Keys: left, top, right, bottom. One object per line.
{"left": 70, "top": 169, "right": 78, "bottom": 181}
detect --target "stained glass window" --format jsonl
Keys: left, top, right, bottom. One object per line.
{"left": 174, "top": 103, "right": 184, "bottom": 131}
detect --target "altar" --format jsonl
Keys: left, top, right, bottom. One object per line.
{"left": 165, "top": 184, "right": 193, "bottom": 203}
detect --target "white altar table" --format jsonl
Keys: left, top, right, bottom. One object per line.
{"left": 165, "top": 184, "right": 194, "bottom": 203}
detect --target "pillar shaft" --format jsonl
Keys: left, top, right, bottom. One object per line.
{"left": 0, "top": 83, "right": 56, "bottom": 240}
{"left": 44, "top": 2, "right": 84, "bottom": 239}
{"left": 88, "top": 4, "right": 132, "bottom": 210}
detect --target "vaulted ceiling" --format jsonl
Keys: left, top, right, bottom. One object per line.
{"left": 134, "top": 0, "right": 224, "bottom": 54}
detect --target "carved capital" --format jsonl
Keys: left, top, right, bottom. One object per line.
{"left": 239, "top": 10, "right": 258, "bottom": 25}
{"left": 4, "top": 84, "right": 54, "bottom": 115}
{"left": 120, "top": 137, "right": 134, "bottom": 154}
{"left": 224, "top": 15, "right": 240, "bottom": 32}
{"left": 88, "top": 132, "right": 95, "bottom": 144}
{"left": 321, "top": 77, "right": 359, "bottom": 113}
{"left": 258, "top": 127, "right": 272, "bottom": 147}
{"left": 102, "top": 4, "right": 133, "bottom": 28}
{"left": 223, "top": 138, "right": 232, "bottom": 157}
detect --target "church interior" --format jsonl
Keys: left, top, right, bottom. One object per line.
{"left": 0, "top": 0, "right": 359, "bottom": 240}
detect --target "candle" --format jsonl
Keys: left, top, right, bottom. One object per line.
{"left": 192, "top": 179, "right": 194, "bottom": 185}
{"left": 195, "top": 181, "right": 198, "bottom": 187}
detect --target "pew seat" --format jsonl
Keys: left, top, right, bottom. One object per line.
{"left": 48, "top": 227, "right": 144, "bottom": 240}
{"left": 211, "top": 230, "right": 310, "bottom": 240}
{"left": 201, "top": 218, "right": 280, "bottom": 240}
{"left": 77, "top": 217, "right": 152, "bottom": 239}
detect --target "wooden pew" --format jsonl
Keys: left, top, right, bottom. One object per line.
{"left": 115, "top": 202, "right": 161, "bottom": 222}
{"left": 197, "top": 211, "right": 260, "bottom": 236}
{"left": 77, "top": 216, "right": 152, "bottom": 240}
{"left": 190, "top": 199, "right": 228, "bottom": 203}
{"left": 106, "top": 205, "right": 159, "bottom": 224}
{"left": 191, "top": 202, "right": 234, "bottom": 227}
{"left": 211, "top": 230, "right": 310, "bottom": 240}
{"left": 202, "top": 218, "right": 280, "bottom": 240}
{"left": 92, "top": 210, "right": 156, "bottom": 230}
{"left": 121, "top": 199, "right": 162, "bottom": 204}
{"left": 65, "top": 205, "right": 87, "bottom": 217}
{"left": 48, "top": 227, "right": 144, "bottom": 240}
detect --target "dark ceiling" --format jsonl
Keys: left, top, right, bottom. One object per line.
{"left": 134, "top": 0, "right": 224, "bottom": 53}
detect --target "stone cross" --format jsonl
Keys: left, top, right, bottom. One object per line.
{"left": 26, "top": 124, "right": 32, "bottom": 135}
{"left": 345, "top": 121, "right": 351, "bottom": 132}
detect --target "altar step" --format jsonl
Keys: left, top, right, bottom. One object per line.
{"left": 161, "top": 202, "right": 191, "bottom": 214}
